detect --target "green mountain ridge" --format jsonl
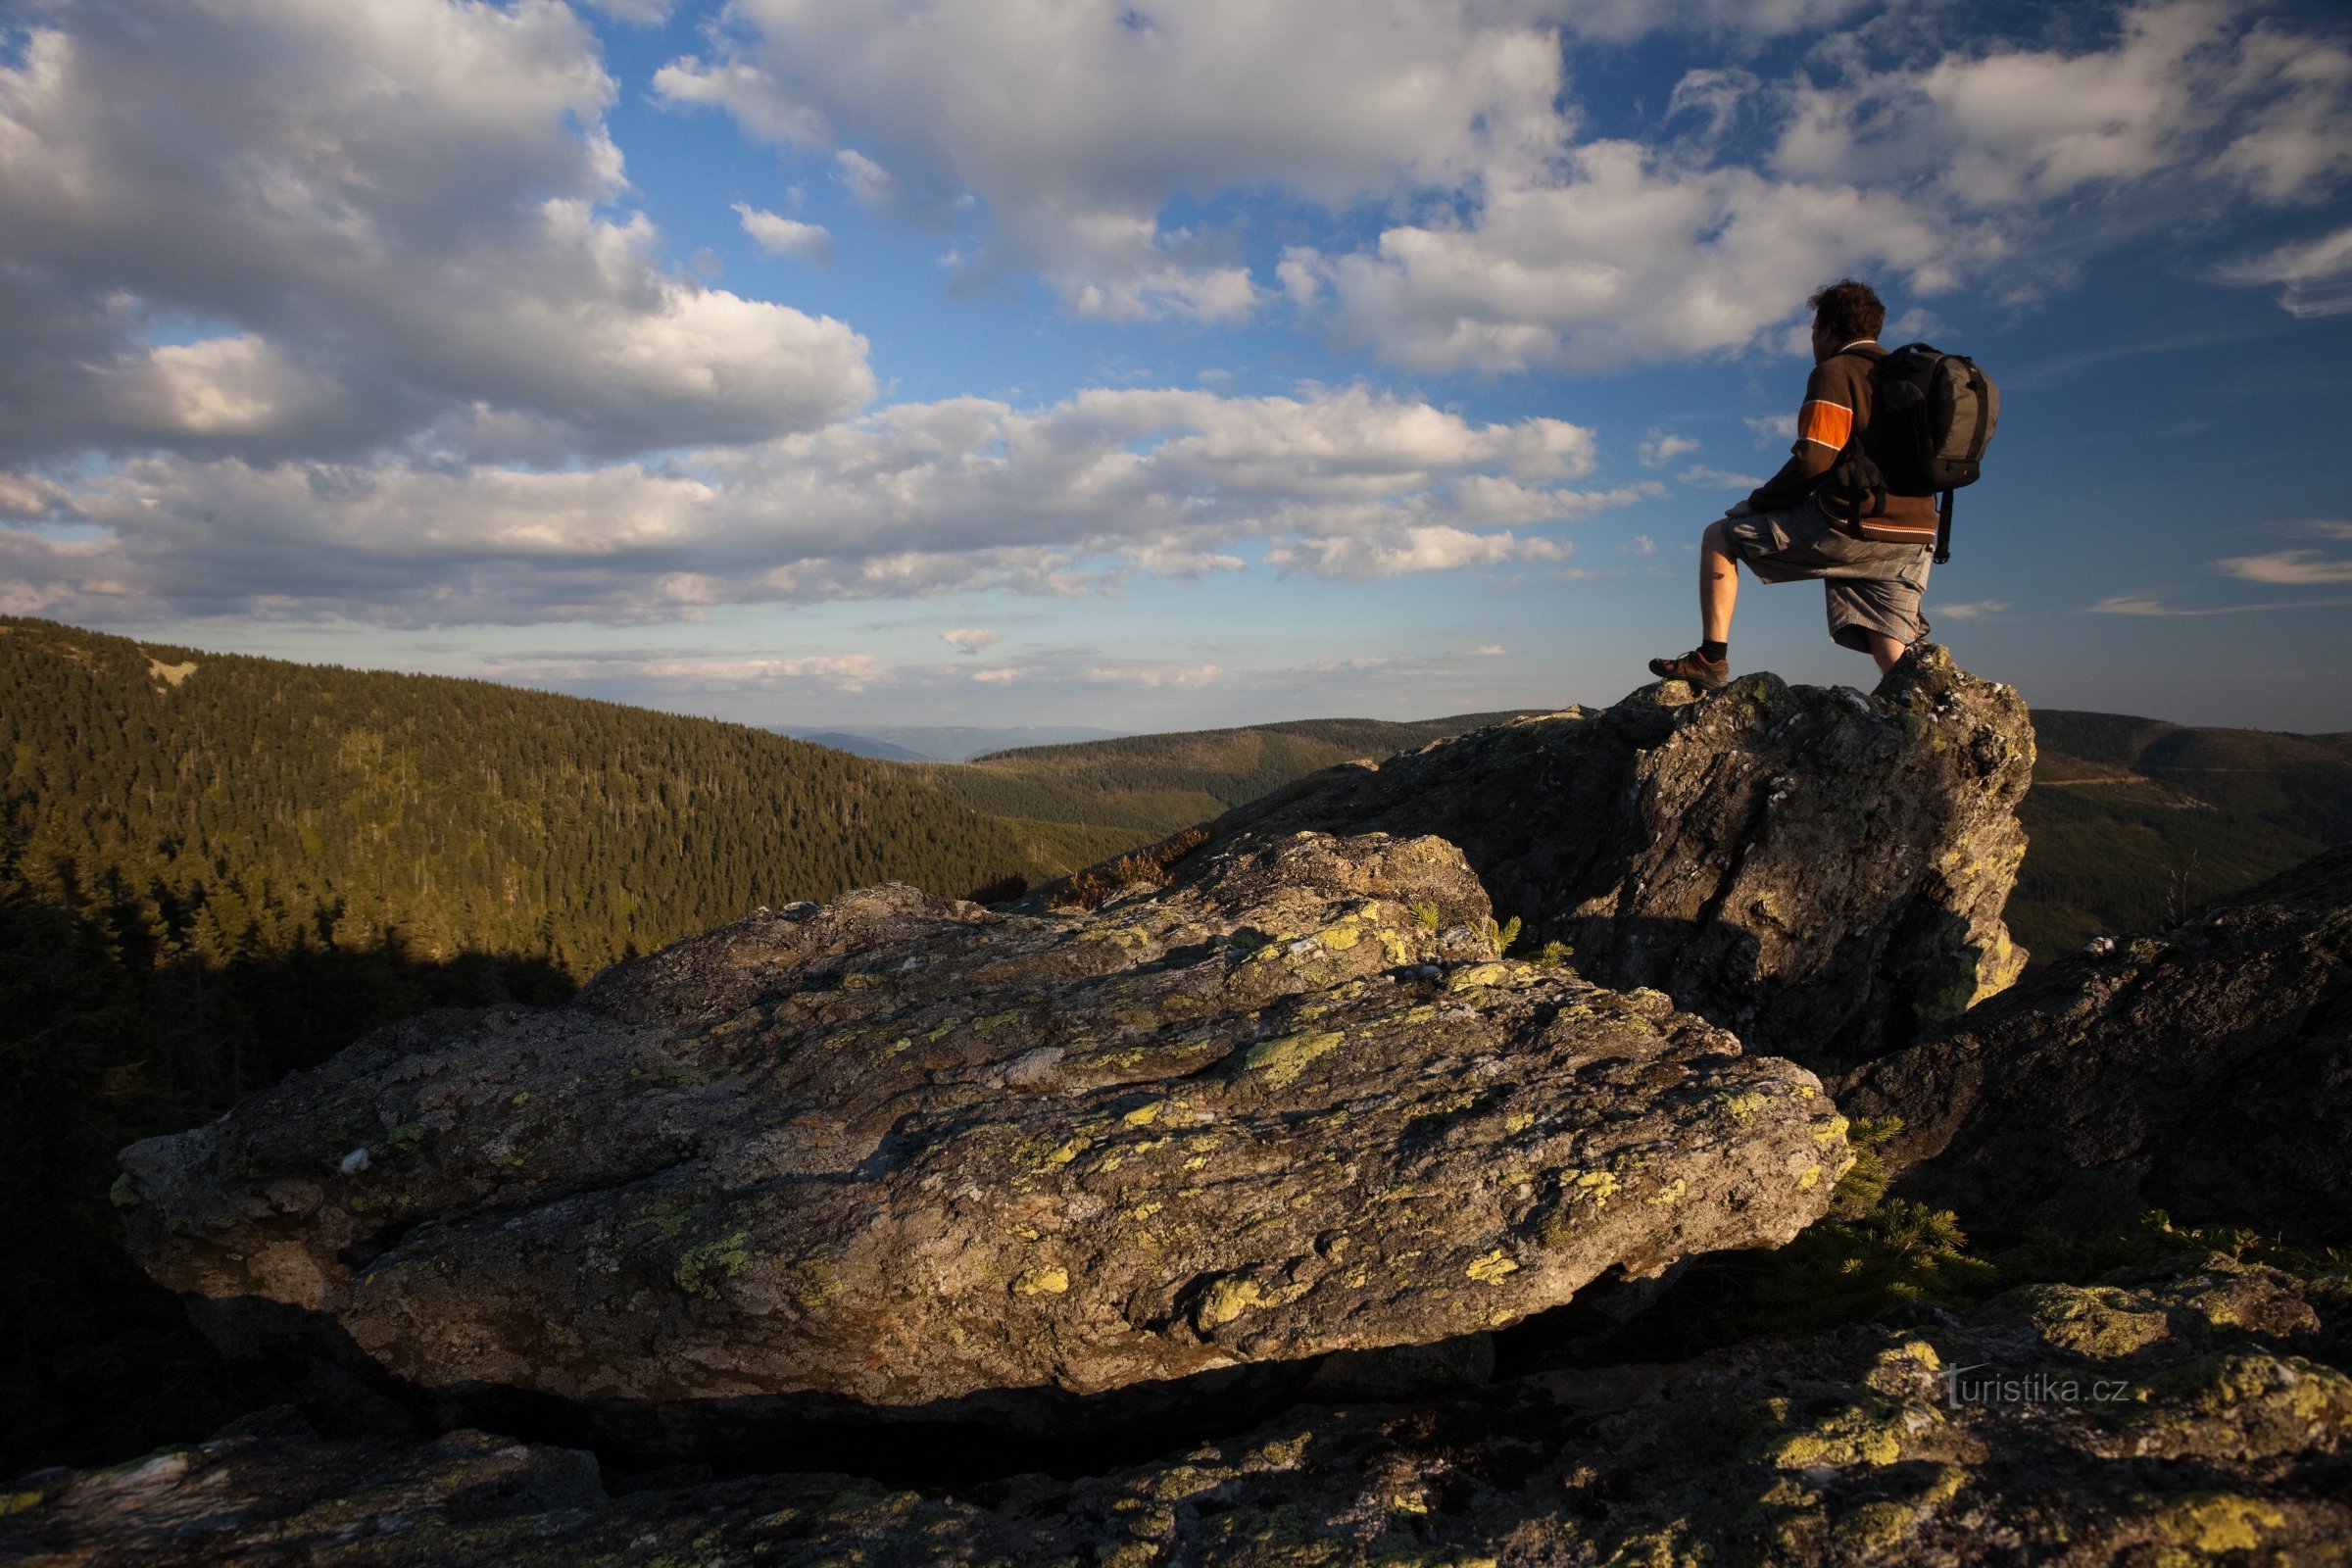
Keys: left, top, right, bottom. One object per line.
{"left": 2010, "top": 709, "right": 2352, "bottom": 957}
{"left": 909, "top": 711, "right": 1542, "bottom": 835}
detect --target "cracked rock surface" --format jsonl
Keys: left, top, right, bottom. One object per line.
{"left": 12, "top": 1253, "right": 2347, "bottom": 1567}
{"left": 1843, "top": 844, "right": 2352, "bottom": 1247}
{"left": 116, "top": 831, "right": 1845, "bottom": 1441}
{"left": 1085, "top": 644, "right": 2034, "bottom": 1073}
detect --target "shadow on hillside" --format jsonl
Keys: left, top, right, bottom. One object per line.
{"left": 0, "top": 882, "right": 575, "bottom": 1478}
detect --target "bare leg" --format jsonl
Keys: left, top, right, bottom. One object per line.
{"left": 1700, "top": 519, "right": 1740, "bottom": 643}
{"left": 1863, "top": 631, "right": 1905, "bottom": 673}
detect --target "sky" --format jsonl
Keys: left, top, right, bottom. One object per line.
{"left": 3, "top": 0, "right": 2350, "bottom": 734}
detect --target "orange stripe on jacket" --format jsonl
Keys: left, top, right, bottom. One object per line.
{"left": 1798, "top": 399, "right": 1852, "bottom": 451}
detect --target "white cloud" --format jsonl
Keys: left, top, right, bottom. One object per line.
{"left": 2088, "top": 593, "right": 2352, "bottom": 615}
{"left": 1291, "top": 1, "right": 2352, "bottom": 371}
{"left": 1266, "top": 525, "right": 1568, "bottom": 580}
{"left": 1937, "top": 600, "right": 2010, "bottom": 619}
{"left": 1678, "top": 465, "right": 1765, "bottom": 488}
{"left": 1640, "top": 431, "right": 1701, "bottom": 466}
{"left": 580, "top": 0, "right": 677, "bottom": 21}
{"left": 2213, "top": 550, "right": 2352, "bottom": 584}
{"left": 941, "top": 627, "right": 1002, "bottom": 654}
{"left": 1086, "top": 662, "right": 1221, "bottom": 689}
{"left": 656, "top": 0, "right": 1572, "bottom": 321}
{"left": 1746, "top": 414, "right": 1798, "bottom": 444}
{"left": 735, "top": 203, "right": 837, "bottom": 267}
{"left": 0, "top": 386, "right": 1611, "bottom": 624}
{"left": 2219, "top": 226, "right": 2352, "bottom": 318}
{"left": 0, "top": 0, "right": 873, "bottom": 466}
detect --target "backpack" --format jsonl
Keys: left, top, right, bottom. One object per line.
{"left": 1823, "top": 343, "right": 1999, "bottom": 564}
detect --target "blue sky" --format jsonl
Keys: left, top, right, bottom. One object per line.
{"left": 3, "top": 0, "right": 2349, "bottom": 732}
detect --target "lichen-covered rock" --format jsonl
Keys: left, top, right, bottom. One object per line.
{"left": 13, "top": 1264, "right": 2348, "bottom": 1567}
{"left": 116, "top": 832, "right": 1844, "bottom": 1443}
{"left": 1083, "top": 644, "right": 2032, "bottom": 1072}
{"left": 1842, "top": 845, "right": 2352, "bottom": 1246}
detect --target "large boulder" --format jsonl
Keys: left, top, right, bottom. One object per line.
{"left": 1082, "top": 644, "right": 2033, "bottom": 1073}
{"left": 1843, "top": 844, "right": 2352, "bottom": 1246}
{"left": 15, "top": 1254, "right": 2349, "bottom": 1566}
{"left": 116, "top": 831, "right": 1846, "bottom": 1447}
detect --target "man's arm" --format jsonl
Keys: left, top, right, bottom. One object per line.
{"left": 1740, "top": 363, "right": 1850, "bottom": 514}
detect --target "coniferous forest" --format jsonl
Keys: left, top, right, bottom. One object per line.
{"left": 0, "top": 615, "right": 1089, "bottom": 1472}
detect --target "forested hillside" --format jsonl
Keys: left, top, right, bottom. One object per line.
{"left": 2012, "top": 710, "right": 2352, "bottom": 956}
{"left": 911, "top": 713, "right": 1537, "bottom": 835}
{"left": 0, "top": 615, "right": 1097, "bottom": 1472}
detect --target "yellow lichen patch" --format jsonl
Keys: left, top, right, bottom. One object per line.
{"left": 1834, "top": 1500, "right": 1918, "bottom": 1550}
{"left": 1466, "top": 1249, "right": 1520, "bottom": 1284}
{"left": 1797, "top": 1164, "right": 1822, "bottom": 1191}
{"left": 2006, "top": 1284, "right": 2170, "bottom": 1359}
{"left": 1123, "top": 1101, "right": 1163, "bottom": 1127}
{"left": 1572, "top": 1170, "right": 1621, "bottom": 1205}
{"left": 1447, "top": 962, "right": 1510, "bottom": 992}
{"left": 1013, "top": 1265, "right": 1070, "bottom": 1296}
{"left": 1243, "top": 1029, "right": 1344, "bottom": 1089}
{"left": 1646, "top": 1178, "right": 1687, "bottom": 1206}
{"left": 1504, "top": 1110, "right": 1535, "bottom": 1135}
{"left": 1763, "top": 1396, "right": 1918, "bottom": 1469}
{"left": 1318, "top": 919, "right": 1364, "bottom": 952}
{"left": 793, "top": 1255, "right": 840, "bottom": 1309}
{"left": 673, "top": 1232, "right": 751, "bottom": 1298}
{"left": 2149, "top": 1493, "right": 2285, "bottom": 1557}
{"left": 1718, "top": 1092, "right": 1767, "bottom": 1125}
{"left": 1252, "top": 1432, "right": 1311, "bottom": 1468}
{"left": 1813, "top": 1114, "right": 1850, "bottom": 1146}
{"left": 1194, "top": 1276, "right": 1270, "bottom": 1330}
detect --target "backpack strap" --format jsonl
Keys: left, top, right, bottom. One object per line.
{"left": 1935, "top": 490, "right": 1954, "bottom": 565}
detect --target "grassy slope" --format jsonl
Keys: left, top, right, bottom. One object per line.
{"left": 908, "top": 712, "right": 1541, "bottom": 837}
{"left": 2011, "top": 710, "right": 2352, "bottom": 958}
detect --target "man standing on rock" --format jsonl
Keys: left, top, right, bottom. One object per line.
{"left": 1649, "top": 279, "right": 1936, "bottom": 691}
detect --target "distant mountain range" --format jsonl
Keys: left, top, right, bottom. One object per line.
{"left": 905, "top": 705, "right": 2352, "bottom": 970}
{"left": 2012, "top": 709, "right": 2352, "bottom": 958}
{"left": 779, "top": 724, "right": 1128, "bottom": 762}
{"left": 904, "top": 713, "right": 1541, "bottom": 832}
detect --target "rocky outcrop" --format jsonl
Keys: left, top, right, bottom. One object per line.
{"left": 15, "top": 1251, "right": 2348, "bottom": 1567}
{"left": 1843, "top": 844, "right": 2352, "bottom": 1246}
{"left": 116, "top": 831, "right": 1847, "bottom": 1446}
{"left": 1080, "top": 644, "right": 2033, "bottom": 1073}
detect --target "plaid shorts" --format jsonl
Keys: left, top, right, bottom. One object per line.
{"left": 1724, "top": 495, "right": 1934, "bottom": 652}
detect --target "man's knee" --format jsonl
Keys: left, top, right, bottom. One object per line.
{"left": 1701, "top": 518, "right": 1732, "bottom": 555}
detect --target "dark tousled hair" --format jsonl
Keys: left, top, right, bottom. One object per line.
{"left": 1808, "top": 279, "right": 1886, "bottom": 343}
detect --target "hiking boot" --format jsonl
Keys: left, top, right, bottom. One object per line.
{"left": 1647, "top": 649, "right": 1730, "bottom": 691}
